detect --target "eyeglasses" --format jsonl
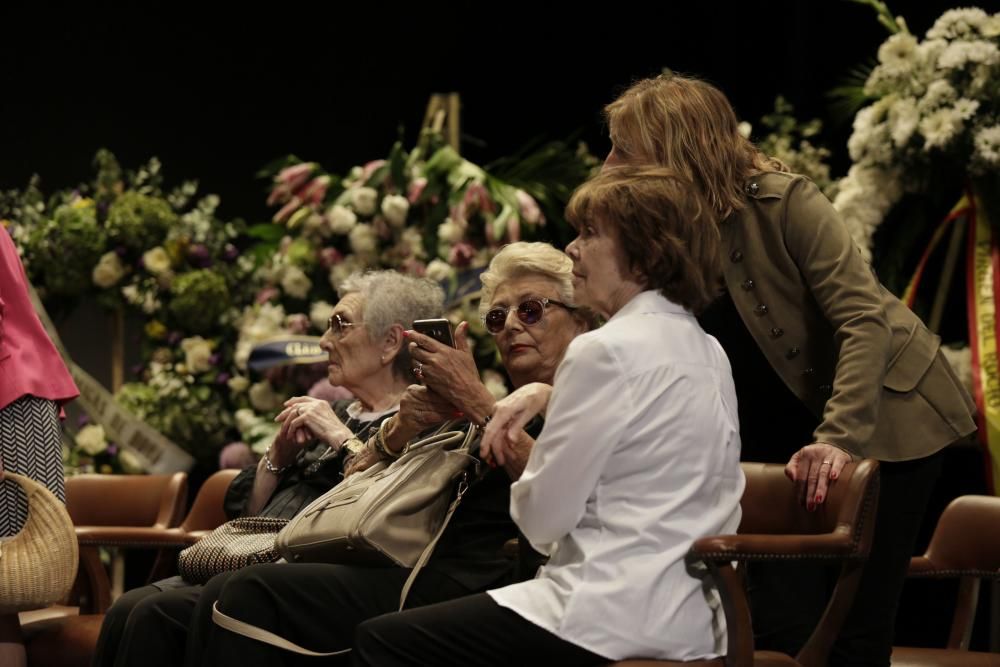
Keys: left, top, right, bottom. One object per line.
{"left": 326, "top": 313, "right": 358, "bottom": 338}
{"left": 481, "top": 297, "right": 575, "bottom": 335}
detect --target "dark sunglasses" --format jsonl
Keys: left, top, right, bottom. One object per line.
{"left": 481, "top": 297, "right": 575, "bottom": 335}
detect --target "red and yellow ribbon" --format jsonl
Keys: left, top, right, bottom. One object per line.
{"left": 966, "top": 191, "right": 1000, "bottom": 494}
{"left": 901, "top": 195, "right": 973, "bottom": 308}
{"left": 902, "top": 190, "right": 999, "bottom": 493}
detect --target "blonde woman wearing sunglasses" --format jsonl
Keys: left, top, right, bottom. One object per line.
{"left": 193, "top": 243, "right": 595, "bottom": 666}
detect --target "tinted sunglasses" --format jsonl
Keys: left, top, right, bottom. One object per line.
{"left": 481, "top": 297, "right": 575, "bottom": 335}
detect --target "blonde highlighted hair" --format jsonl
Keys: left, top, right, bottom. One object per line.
{"left": 478, "top": 242, "right": 576, "bottom": 317}
{"left": 605, "top": 73, "right": 788, "bottom": 220}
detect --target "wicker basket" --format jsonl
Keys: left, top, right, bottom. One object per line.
{"left": 0, "top": 472, "right": 78, "bottom": 613}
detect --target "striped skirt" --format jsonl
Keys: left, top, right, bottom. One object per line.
{"left": 0, "top": 395, "right": 65, "bottom": 537}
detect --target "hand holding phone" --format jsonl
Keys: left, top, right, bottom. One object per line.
{"left": 411, "top": 318, "right": 455, "bottom": 348}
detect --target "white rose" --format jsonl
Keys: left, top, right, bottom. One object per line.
{"left": 380, "top": 194, "right": 410, "bottom": 228}
{"left": 248, "top": 381, "right": 284, "bottom": 412}
{"left": 737, "top": 121, "right": 752, "bottom": 139}
{"left": 142, "top": 246, "right": 172, "bottom": 275}
{"left": 227, "top": 375, "right": 250, "bottom": 394}
{"left": 436, "top": 218, "right": 465, "bottom": 244}
{"left": 400, "top": 227, "right": 426, "bottom": 258}
{"left": 349, "top": 223, "right": 378, "bottom": 256}
{"left": 326, "top": 205, "right": 358, "bottom": 235}
{"left": 425, "top": 259, "right": 454, "bottom": 283}
{"left": 280, "top": 265, "right": 313, "bottom": 299}
{"left": 351, "top": 187, "right": 378, "bottom": 216}
{"left": 234, "top": 340, "right": 252, "bottom": 370}
{"left": 118, "top": 449, "right": 145, "bottom": 474}
{"left": 92, "top": 251, "right": 126, "bottom": 288}
{"left": 303, "top": 213, "right": 329, "bottom": 237}
{"left": 234, "top": 408, "right": 259, "bottom": 433}
{"left": 76, "top": 424, "right": 109, "bottom": 456}
{"left": 180, "top": 336, "right": 214, "bottom": 374}
{"left": 310, "top": 300, "right": 335, "bottom": 331}
{"left": 329, "top": 257, "right": 363, "bottom": 291}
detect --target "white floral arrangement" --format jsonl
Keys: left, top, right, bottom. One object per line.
{"left": 834, "top": 6, "right": 1000, "bottom": 258}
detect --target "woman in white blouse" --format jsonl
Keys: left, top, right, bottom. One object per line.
{"left": 352, "top": 166, "right": 745, "bottom": 665}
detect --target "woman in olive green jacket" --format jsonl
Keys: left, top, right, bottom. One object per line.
{"left": 602, "top": 73, "right": 976, "bottom": 667}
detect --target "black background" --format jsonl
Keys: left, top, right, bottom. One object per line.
{"left": 2, "top": 1, "right": 965, "bottom": 220}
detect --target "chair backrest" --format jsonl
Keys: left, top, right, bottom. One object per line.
{"left": 906, "top": 494, "right": 1000, "bottom": 650}
{"left": 65, "top": 472, "right": 188, "bottom": 529}
{"left": 692, "top": 459, "right": 880, "bottom": 667}
{"left": 181, "top": 469, "right": 241, "bottom": 535}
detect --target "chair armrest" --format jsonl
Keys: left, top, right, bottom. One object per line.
{"left": 692, "top": 529, "right": 862, "bottom": 562}
{"left": 75, "top": 526, "right": 192, "bottom": 550}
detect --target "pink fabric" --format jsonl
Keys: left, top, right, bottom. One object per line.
{"left": 0, "top": 228, "right": 79, "bottom": 409}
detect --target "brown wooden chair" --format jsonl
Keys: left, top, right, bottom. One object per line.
{"left": 21, "top": 470, "right": 238, "bottom": 667}
{"left": 612, "top": 459, "right": 880, "bottom": 667}
{"left": 890, "top": 495, "right": 1000, "bottom": 666}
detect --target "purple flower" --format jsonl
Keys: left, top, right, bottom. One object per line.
{"left": 319, "top": 247, "right": 343, "bottom": 269}
{"left": 77, "top": 414, "right": 91, "bottom": 428}
{"left": 223, "top": 244, "right": 240, "bottom": 262}
{"left": 130, "top": 363, "right": 145, "bottom": 377}
{"left": 219, "top": 442, "right": 255, "bottom": 470}
{"left": 114, "top": 245, "right": 128, "bottom": 257}
{"left": 187, "top": 244, "right": 212, "bottom": 268}
{"left": 106, "top": 444, "right": 118, "bottom": 456}
{"left": 209, "top": 353, "right": 222, "bottom": 366}
{"left": 215, "top": 372, "right": 231, "bottom": 385}
{"left": 166, "top": 331, "right": 183, "bottom": 345}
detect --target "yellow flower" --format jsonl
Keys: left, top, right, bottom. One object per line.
{"left": 72, "top": 197, "right": 95, "bottom": 210}
{"left": 145, "top": 320, "right": 168, "bottom": 340}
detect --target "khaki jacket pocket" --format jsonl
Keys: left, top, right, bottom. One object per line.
{"left": 884, "top": 323, "right": 939, "bottom": 392}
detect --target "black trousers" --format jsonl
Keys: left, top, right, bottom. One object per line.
{"left": 748, "top": 450, "right": 944, "bottom": 667}
{"left": 198, "top": 562, "right": 478, "bottom": 667}
{"left": 91, "top": 573, "right": 233, "bottom": 667}
{"left": 353, "top": 593, "right": 608, "bottom": 666}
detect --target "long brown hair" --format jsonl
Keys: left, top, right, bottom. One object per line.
{"left": 605, "top": 73, "right": 788, "bottom": 220}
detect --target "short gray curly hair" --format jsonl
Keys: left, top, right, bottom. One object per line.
{"left": 339, "top": 270, "right": 445, "bottom": 379}
{"left": 479, "top": 242, "right": 575, "bottom": 317}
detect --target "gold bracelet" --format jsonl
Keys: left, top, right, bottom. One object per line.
{"left": 372, "top": 416, "right": 404, "bottom": 460}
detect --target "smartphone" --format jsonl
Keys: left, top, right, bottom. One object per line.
{"left": 412, "top": 318, "right": 455, "bottom": 348}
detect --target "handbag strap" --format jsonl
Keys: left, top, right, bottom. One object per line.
{"left": 397, "top": 469, "right": 470, "bottom": 610}
{"left": 212, "top": 601, "right": 351, "bottom": 657}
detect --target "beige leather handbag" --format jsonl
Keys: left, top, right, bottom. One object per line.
{"left": 213, "top": 424, "right": 480, "bottom": 657}
{"left": 276, "top": 425, "right": 478, "bottom": 574}
{"left": 0, "top": 472, "right": 79, "bottom": 613}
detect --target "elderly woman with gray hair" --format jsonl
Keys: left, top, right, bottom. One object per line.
{"left": 194, "top": 242, "right": 593, "bottom": 667}
{"left": 97, "top": 270, "right": 445, "bottom": 667}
